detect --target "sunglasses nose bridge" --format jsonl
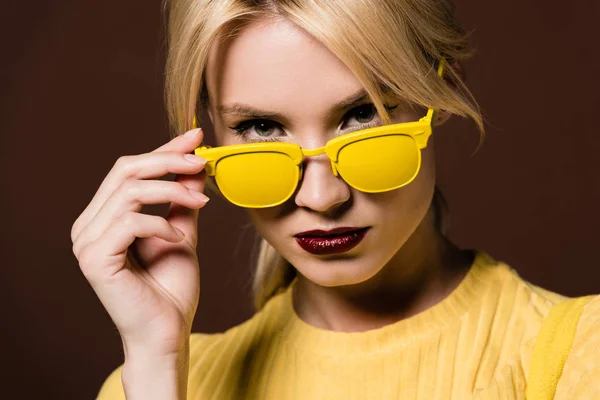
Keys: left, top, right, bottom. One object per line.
{"left": 300, "top": 146, "right": 339, "bottom": 177}
{"left": 301, "top": 147, "right": 325, "bottom": 157}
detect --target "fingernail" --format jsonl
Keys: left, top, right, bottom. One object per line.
{"left": 184, "top": 154, "right": 206, "bottom": 164}
{"left": 188, "top": 188, "right": 210, "bottom": 202}
{"left": 185, "top": 128, "right": 201, "bottom": 137}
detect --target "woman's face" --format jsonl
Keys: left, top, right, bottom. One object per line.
{"left": 205, "top": 17, "right": 437, "bottom": 287}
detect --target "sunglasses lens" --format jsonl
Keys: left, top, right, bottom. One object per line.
{"left": 215, "top": 152, "right": 299, "bottom": 208}
{"left": 336, "top": 135, "right": 420, "bottom": 192}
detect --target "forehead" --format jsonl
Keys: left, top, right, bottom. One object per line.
{"left": 205, "top": 17, "right": 364, "bottom": 117}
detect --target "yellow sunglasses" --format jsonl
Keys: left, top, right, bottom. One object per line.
{"left": 193, "top": 59, "right": 446, "bottom": 208}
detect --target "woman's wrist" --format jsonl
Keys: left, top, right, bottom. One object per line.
{"left": 122, "top": 346, "right": 190, "bottom": 400}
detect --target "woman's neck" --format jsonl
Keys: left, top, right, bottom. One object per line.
{"left": 292, "top": 209, "right": 474, "bottom": 333}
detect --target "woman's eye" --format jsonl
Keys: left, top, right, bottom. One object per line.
{"left": 252, "top": 121, "right": 278, "bottom": 137}
{"left": 228, "top": 119, "right": 285, "bottom": 142}
{"left": 344, "top": 103, "right": 397, "bottom": 130}
{"left": 352, "top": 104, "right": 378, "bottom": 124}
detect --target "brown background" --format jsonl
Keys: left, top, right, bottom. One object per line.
{"left": 1, "top": 1, "right": 598, "bottom": 398}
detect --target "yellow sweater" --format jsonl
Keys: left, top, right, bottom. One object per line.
{"left": 97, "top": 250, "right": 600, "bottom": 399}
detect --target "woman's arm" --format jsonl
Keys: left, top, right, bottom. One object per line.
{"left": 121, "top": 345, "right": 190, "bottom": 400}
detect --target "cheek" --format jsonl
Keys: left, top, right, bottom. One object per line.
{"left": 408, "top": 147, "right": 436, "bottom": 210}
{"left": 246, "top": 208, "right": 282, "bottom": 240}
{"left": 417, "top": 146, "right": 436, "bottom": 189}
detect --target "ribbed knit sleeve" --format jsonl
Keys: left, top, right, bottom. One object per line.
{"left": 554, "top": 294, "right": 600, "bottom": 399}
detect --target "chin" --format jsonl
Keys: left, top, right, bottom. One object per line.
{"left": 294, "top": 256, "right": 382, "bottom": 288}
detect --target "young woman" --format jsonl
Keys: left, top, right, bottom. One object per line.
{"left": 71, "top": 1, "right": 599, "bottom": 399}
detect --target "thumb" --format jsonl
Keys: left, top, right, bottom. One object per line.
{"left": 166, "top": 169, "right": 208, "bottom": 248}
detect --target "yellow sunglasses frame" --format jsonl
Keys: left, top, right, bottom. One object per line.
{"left": 192, "top": 58, "right": 446, "bottom": 206}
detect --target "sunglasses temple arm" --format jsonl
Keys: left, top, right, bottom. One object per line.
{"left": 419, "top": 58, "right": 445, "bottom": 125}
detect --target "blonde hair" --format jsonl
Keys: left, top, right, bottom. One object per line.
{"left": 163, "top": 0, "right": 484, "bottom": 311}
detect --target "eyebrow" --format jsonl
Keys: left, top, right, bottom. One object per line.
{"left": 216, "top": 88, "right": 372, "bottom": 120}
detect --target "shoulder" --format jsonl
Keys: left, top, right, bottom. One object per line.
{"left": 554, "top": 294, "right": 600, "bottom": 398}
{"left": 187, "top": 289, "right": 292, "bottom": 394}
{"left": 481, "top": 251, "right": 571, "bottom": 322}
{"left": 467, "top": 251, "right": 570, "bottom": 377}
{"left": 474, "top": 250, "right": 567, "bottom": 324}
{"left": 189, "top": 284, "right": 292, "bottom": 359}
{"left": 466, "top": 251, "right": 599, "bottom": 395}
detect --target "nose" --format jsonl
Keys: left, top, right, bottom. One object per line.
{"left": 294, "top": 153, "right": 351, "bottom": 212}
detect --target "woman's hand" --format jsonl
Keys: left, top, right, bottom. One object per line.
{"left": 71, "top": 128, "right": 209, "bottom": 358}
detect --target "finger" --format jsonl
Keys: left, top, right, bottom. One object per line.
{"left": 165, "top": 169, "right": 209, "bottom": 248}
{"left": 152, "top": 128, "right": 203, "bottom": 154}
{"left": 71, "top": 146, "right": 206, "bottom": 243}
{"left": 71, "top": 128, "right": 204, "bottom": 243}
{"left": 77, "top": 212, "right": 185, "bottom": 282}
{"left": 73, "top": 179, "right": 210, "bottom": 258}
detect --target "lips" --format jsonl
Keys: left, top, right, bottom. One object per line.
{"left": 294, "top": 227, "right": 370, "bottom": 255}
{"left": 294, "top": 227, "right": 367, "bottom": 238}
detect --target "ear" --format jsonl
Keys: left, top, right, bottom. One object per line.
{"left": 433, "top": 110, "right": 452, "bottom": 127}
{"left": 433, "top": 59, "right": 466, "bottom": 128}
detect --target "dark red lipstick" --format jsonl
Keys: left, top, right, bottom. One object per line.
{"left": 294, "top": 227, "right": 370, "bottom": 255}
